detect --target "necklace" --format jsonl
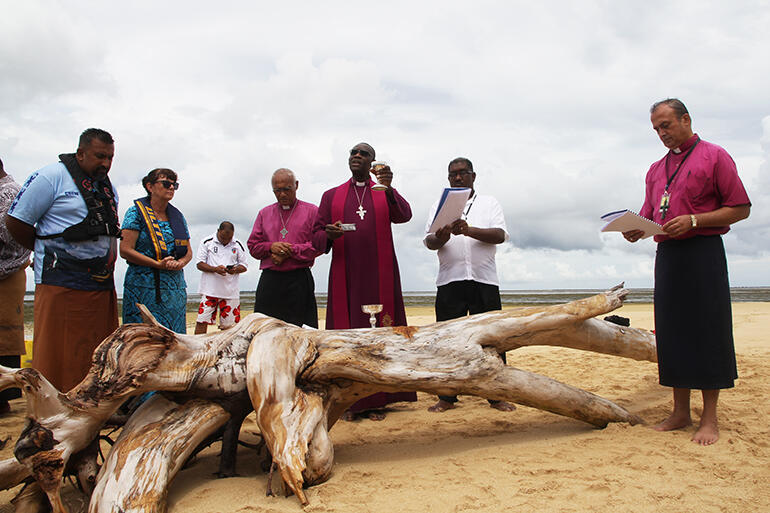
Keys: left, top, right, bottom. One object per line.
{"left": 278, "top": 201, "right": 297, "bottom": 239}
{"left": 353, "top": 184, "right": 367, "bottom": 220}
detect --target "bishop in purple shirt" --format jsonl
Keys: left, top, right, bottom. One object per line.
{"left": 248, "top": 168, "right": 321, "bottom": 327}
{"left": 312, "top": 142, "right": 417, "bottom": 421}
{"left": 624, "top": 99, "right": 750, "bottom": 446}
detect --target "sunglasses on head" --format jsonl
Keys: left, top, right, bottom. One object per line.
{"left": 156, "top": 179, "right": 179, "bottom": 190}
{"left": 350, "top": 148, "right": 371, "bottom": 158}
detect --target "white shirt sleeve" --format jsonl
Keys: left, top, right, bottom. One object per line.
{"left": 236, "top": 240, "right": 249, "bottom": 268}
{"left": 488, "top": 197, "right": 510, "bottom": 242}
{"left": 195, "top": 238, "right": 209, "bottom": 265}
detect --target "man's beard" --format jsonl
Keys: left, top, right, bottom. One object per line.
{"left": 351, "top": 168, "right": 369, "bottom": 181}
{"left": 91, "top": 167, "right": 109, "bottom": 180}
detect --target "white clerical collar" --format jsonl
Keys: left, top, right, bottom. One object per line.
{"left": 281, "top": 204, "right": 291, "bottom": 210}
{"left": 355, "top": 181, "right": 367, "bottom": 187}
{"left": 672, "top": 147, "right": 682, "bottom": 154}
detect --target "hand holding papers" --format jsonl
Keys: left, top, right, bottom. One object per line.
{"left": 600, "top": 209, "right": 665, "bottom": 239}
{"left": 428, "top": 188, "right": 472, "bottom": 233}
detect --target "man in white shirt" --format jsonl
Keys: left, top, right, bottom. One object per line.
{"left": 424, "top": 157, "right": 516, "bottom": 413}
{"left": 195, "top": 221, "right": 248, "bottom": 333}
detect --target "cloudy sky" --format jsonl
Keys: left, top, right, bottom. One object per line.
{"left": 2, "top": 1, "right": 768, "bottom": 293}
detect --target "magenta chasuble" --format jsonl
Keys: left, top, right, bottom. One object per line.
{"left": 315, "top": 178, "right": 411, "bottom": 329}
{"left": 313, "top": 178, "right": 417, "bottom": 411}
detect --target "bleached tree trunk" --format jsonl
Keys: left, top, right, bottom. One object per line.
{"left": 0, "top": 456, "right": 29, "bottom": 491}
{"left": 244, "top": 285, "right": 654, "bottom": 502}
{"left": 0, "top": 309, "right": 259, "bottom": 513}
{"left": 89, "top": 395, "right": 229, "bottom": 513}
{"left": 0, "top": 286, "right": 655, "bottom": 509}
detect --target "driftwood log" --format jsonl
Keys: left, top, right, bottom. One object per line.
{"left": 0, "top": 285, "right": 656, "bottom": 511}
{"left": 89, "top": 395, "right": 228, "bottom": 513}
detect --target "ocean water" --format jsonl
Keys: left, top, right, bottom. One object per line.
{"left": 216, "top": 287, "right": 770, "bottom": 310}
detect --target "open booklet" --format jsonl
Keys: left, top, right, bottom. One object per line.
{"left": 428, "top": 187, "right": 472, "bottom": 233}
{"left": 600, "top": 209, "right": 666, "bottom": 239}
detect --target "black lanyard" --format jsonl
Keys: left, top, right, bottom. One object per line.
{"left": 660, "top": 137, "right": 700, "bottom": 221}
{"left": 462, "top": 193, "right": 477, "bottom": 219}
{"left": 664, "top": 136, "right": 700, "bottom": 192}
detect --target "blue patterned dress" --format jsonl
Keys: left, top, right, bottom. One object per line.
{"left": 121, "top": 205, "right": 188, "bottom": 333}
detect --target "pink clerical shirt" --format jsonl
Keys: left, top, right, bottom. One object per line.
{"left": 248, "top": 199, "right": 321, "bottom": 270}
{"left": 639, "top": 134, "right": 751, "bottom": 242}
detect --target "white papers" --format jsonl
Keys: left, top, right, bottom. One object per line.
{"left": 600, "top": 209, "right": 665, "bottom": 239}
{"left": 428, "top": 187, "right": 472, "bottom": 233}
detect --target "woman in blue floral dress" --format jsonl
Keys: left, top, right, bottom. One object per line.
{"left": 119, "top": 168, "right": 192, "bottom": 333}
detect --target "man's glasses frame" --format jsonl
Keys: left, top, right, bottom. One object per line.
{"left": 349, "top": 149, "right": 371, "bottom": 158}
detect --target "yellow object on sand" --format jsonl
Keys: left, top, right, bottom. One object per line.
{"left": 22, "top": 340, "right": 33, "bottom": 368}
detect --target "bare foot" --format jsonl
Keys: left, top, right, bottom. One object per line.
{"left": 692, "top": 419, "right": 719, "bottom": 445}
{"left": 366, "top": 410, "right": 386, "bottom": 421}
{"left": 341, "top": 410, "right": 357, "bottom": 422}
{"left": 428, "top": 399, "right": 455, "bottom": 413}
{"left": 490, "top": 401, "right": 516, "bottom": 412}
{"left": 652, "top": 413, "right": 692, "bottom": 432}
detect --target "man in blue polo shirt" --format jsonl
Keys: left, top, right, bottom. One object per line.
{"left": 6, "top": 128, "right": 121, "bottom": 391}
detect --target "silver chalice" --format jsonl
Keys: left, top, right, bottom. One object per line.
{"left": 361, "top": 304, "right": 383, "bottom": 328}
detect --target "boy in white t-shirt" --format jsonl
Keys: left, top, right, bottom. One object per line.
{"left": 195, "top": 221, "right": 248, "bottom": 333}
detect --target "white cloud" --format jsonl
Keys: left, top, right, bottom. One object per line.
{"left": 4, "top": 0, "right": 769, "bottom": 294}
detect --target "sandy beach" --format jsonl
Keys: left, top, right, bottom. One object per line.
{"left": 2, "top": 302, "right": 769, "bottom": 512}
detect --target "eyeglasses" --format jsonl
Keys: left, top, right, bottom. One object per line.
{"left": 350, "top": 149, "right": 371, "bottom": 158}
{"left": 448, "top": 170, "right": 473, "bottom": 178}
{"left": 273, "top": 187, "right": 294, "bottom": 193}
{"left": 156, "top": 180, "right": 179, "bottom": 190}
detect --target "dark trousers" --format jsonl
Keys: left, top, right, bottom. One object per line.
{"left": 254, "top": 268, "right": 318, "bottom": 328}
{"left": 0, "top": 355, "right": 21, "bottom": 401}
{"left": 435, "top": 280, "right": 506, "bottom": 404}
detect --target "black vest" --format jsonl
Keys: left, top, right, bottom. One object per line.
{"left": 37, "top": 153, "right": 121, "bottom": 242}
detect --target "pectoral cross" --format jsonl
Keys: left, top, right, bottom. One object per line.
{"left": 659, "top": 191, "right": 670, "bottom": 221}
{"left": 280, "top": 227, "right": 288, "bottom": 239}
{"left": 356, "top": 205, "right": 367, "bottom": 220}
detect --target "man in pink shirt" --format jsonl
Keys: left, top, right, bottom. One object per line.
{"left": 624, "top": 99, "right": 751, "bottom": 445}
{"left": 248, "top": 168, "right": 321, "bottom": 327}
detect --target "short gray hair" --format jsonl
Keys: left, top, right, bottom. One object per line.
{"left": 650, "top": 98, "right": 689, "bottom": 118}
{"left": 272, "top": 168, "right": 297, "bottom": 182}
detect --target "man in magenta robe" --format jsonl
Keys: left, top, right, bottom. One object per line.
{"left": 312, "top": 142, "right": 417, "bottom": 420}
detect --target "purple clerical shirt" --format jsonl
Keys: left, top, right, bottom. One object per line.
{"left": 248, "top": 200, "right": 321, "bottom": 271}
{"left": 639, "top": 134, "right": 751, "bottom": 242}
